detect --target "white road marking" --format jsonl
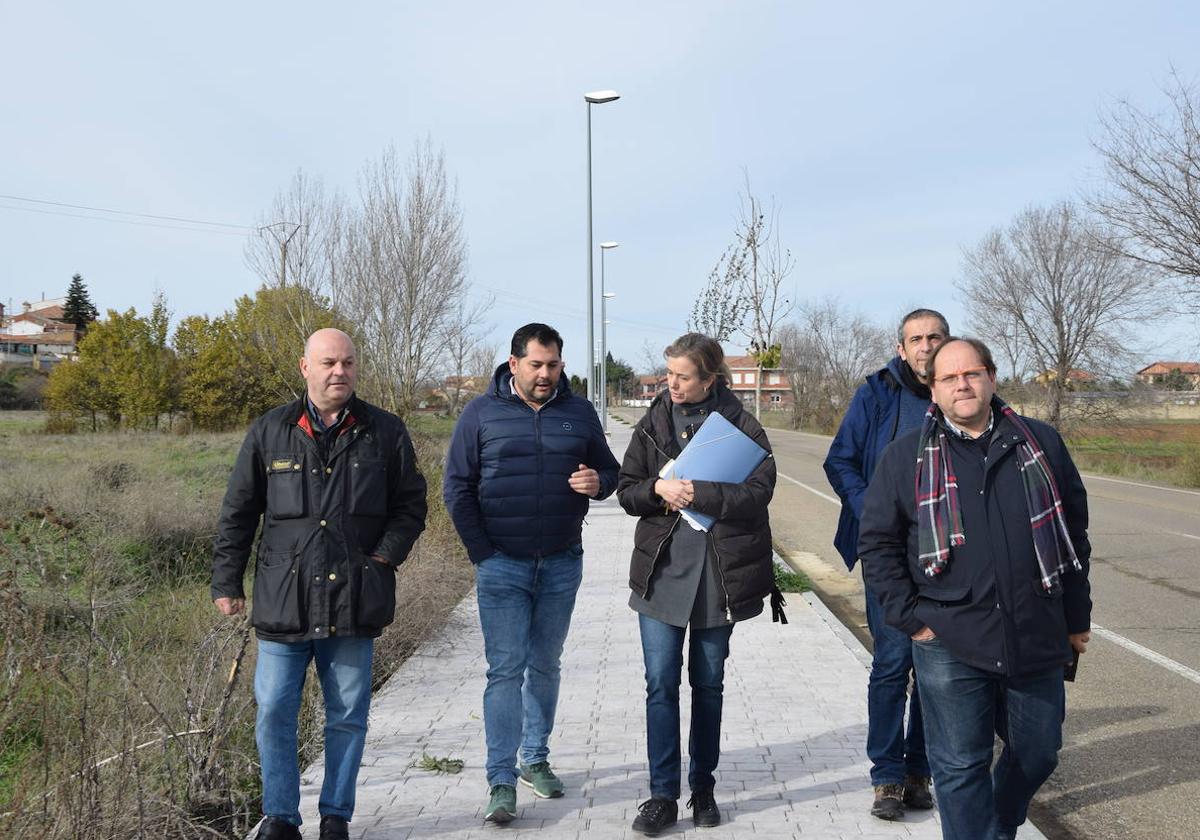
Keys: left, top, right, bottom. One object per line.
{"left": 778, "top": 471, "right": 841, "bottom": 506}
{"left": 1167, "top": 531, "right": 1200, "bottom": 542}
{"left": 1092, "top": 624, "right": 1200, "bottom": 687}
{"left": 1080, "top": 472, "right": 1200, "bottom": 498}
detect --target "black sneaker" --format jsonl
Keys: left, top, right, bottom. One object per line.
{"left": 870, "top": 783, "right": 905, "bottom": 820}
{"left": 319, "top": 814, "right": 349, "bottom": 840}
{"left": 255, "top": 817, "right": 302, "bottom": 840}
{"left": 632, "top": 797, "right": 678, "bottom": 836}
{"left": 903, "top": 775, "right": 934, "bottom": 810}
{"left": 688, "top": 788, "right": 721, "bottom": 828}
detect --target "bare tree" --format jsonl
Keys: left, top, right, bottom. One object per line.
{"left": 957, "top": 202, "right": 1162, "bottom": 427}
{"left": 777, "top": 302, "right": 891, "bottom": 432}
{"left": 734, "top": 178, "right": 795, "bottom": 419}
{"left": 336, "top": 140, "right": 470, "bottom": 415}
{"left": 687, "top": 244, "right": 749, "bottom": 342}
{"left": 441, "top": 295, "right": 494, "bottom": 416}
{"left": 1090, "top": 72, "right": 1200, "bottom": 311}
{"left": 979, "top": 312, "right": 1034, "bottom": 385}
{"left": 639, "top": 338, "right": 667, "bottom": 377}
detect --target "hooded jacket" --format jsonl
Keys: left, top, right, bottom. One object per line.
{"left": 824, "top": 356, "right": 932, "bottom": 570}
{"left": 443, "top": 364, "right": 620, "bottom": 563}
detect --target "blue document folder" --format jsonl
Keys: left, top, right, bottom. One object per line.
{"left": 657, "top": 411, "right": 769, "bottom": 531}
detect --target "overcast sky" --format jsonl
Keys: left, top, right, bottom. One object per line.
{"left": 3, "top": 1, "right": 1198, "bottom": 375}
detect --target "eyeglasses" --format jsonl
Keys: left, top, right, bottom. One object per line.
{"left": 933, "top": 367, "right": 988, "bottom": 387}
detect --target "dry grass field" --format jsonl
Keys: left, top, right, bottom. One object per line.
{"left": 0, "top": 410, "right": 471, "bottom": 839}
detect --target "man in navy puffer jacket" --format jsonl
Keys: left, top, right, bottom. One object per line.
{"left": 444, "top": 322, "right": 620, "bottom": 824}
{"left": 823, "top": 308, "right": 948, "bottom": 821}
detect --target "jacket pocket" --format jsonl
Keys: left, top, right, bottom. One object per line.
{"left": 916, "top": 584, "right": 972, "bottom": 606}
{"left": 251, "top": 551, "right": 304, "bottom": 634}
{"left": 350, "top": 458, "right": 387, "bottom": 517}
{"left": 266, "top": 453, "right": 306, "bottom": 519}
{"left": 355, "top": 555, "right": 396, "bottom": 630}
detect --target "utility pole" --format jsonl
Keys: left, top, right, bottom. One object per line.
{"left": 260, "top": 222, "right": 303, "bottom": 287}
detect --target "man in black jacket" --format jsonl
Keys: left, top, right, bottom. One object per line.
{"left": 443, "top": 323, "right": 620, "bottom": 824}
{"left": 858, "top": 337, "right": 1091, "bottom": 840}
{"left": 211, "top": 328, "right": 427, "bottom": 840}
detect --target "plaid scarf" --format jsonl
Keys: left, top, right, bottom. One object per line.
{"left": 915, "top": 398, "right": 1081, "bottom": 591}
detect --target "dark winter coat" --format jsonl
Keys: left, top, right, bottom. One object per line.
{"left": 858, "top": 403, "right": 1092, "bottom": 677}
{"left": 211, "top": 395, "right": 428, "bottom": 642}
{"left": 442, "top": 364, "right": 620, "bottom": 563}
{"left": 824, "top": 356, "right": 932, "bottom": 571}
{"left": 617, "top": 385, "right": 777, "bottom": 620}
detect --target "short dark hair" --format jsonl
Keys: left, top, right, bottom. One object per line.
{"left": 927, "top": 336, "right": 997, "bottom": 379}
{"left": 511, "top": 323, "right": 563, "bottom": 358}
{"left": 897, "top": 308, "right": 950, "bottom": 344}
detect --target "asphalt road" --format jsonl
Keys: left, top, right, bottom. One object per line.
{"left": 612, "top": 408, "right": 1200, "bottom": 840}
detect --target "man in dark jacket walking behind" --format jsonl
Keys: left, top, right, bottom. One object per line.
{"left": 211, "top": 328, "right": 428, "bottom": 840}
{"left": 823, "top": 307, "right": 947, "bottom": 820}
{"left": 859, "top": 337, "right": 1092, "bottom": 840}
{"left": 443, "top": 322, "right": 620, "bottom": 824}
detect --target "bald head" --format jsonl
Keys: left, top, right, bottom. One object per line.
{"left": 305, "top": 328, "right": 355, "bottom": 360}
{"left": 301, "top": 328, "right": 357, "bottom": 412}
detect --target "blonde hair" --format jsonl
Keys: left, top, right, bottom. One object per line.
{"left": 664, "top": 333, "right": 731, "bottom": 386}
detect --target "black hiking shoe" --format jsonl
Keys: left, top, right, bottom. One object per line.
{"left": 903, "top": 774, "right": 934, "bottom": 810}
{"left": 319, "top": 814, "right": 349, "bottom": 840}
{"left": 688, "top": 788, "right": 721, "bottom": 827}
{"left": 255, "top": 817, "right": 301, "bottom": 840}
{"left": 632, "top": 797, "right": 678, "bottom": 835}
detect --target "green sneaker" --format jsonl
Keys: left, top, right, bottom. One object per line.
{"left": 484, "top": 783, "right": 517, "bottom": 823}
{"left": 519, "top": 761, "right": 565, "bottom": 799}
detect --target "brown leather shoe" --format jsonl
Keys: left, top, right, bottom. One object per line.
{"left": 871, "top": 783, "right": 905, "bottom": 820}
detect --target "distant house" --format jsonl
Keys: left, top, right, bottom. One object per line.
{"left": 725, "top": 355, "right": 793, "bottom": 408}
{"left": 1033, "top": 368, "right": 1095, "bottom": 388}
{"left": 635, "top": 374, "right": 666, "bottom": 400}
{"left": 0, "top": 297, "right": 78, "bottom": 367}
{"left": 1136, "top": 361, "right": 1200, "bottom": 388}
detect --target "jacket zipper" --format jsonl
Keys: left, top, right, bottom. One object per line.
{"left": 644, "top": 515, "right": 681, "bottom": 591}
{"left": 708, "top": 531, "right": 733, "bottom": 621}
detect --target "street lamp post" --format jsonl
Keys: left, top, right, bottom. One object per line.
{"left": 601, "top": 297, "right": 615, "bottom": 431}
{"left": 599, "top": 240, "right": 619, "bottom": 432}
{"left": 585, "top": 89, "right": 620, "bottom": 412}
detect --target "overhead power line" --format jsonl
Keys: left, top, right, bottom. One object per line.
{"left": 0, "top": 203, "right": 251, "bottom": 236}
{"left": 0, "top": 192, "right": 255, "bottom": 231}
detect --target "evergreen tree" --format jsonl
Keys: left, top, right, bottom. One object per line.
{"left": 62, "top": 273, "right": 99, "bottom": 330}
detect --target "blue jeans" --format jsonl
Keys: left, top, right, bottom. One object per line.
{"left": 863, "top": 578, "right": 929, "bottom": 784}
{"left": 254, "top": 636, "right": 374, "bottom": 827}
{"left": 475, "top": 546, "right": 584, "bottom": 786}
{"left": 639, "top": 614, "right": 734, "bottom": 800}
{"left": 912, "top": 638, "right": 1065, "bottom": 840}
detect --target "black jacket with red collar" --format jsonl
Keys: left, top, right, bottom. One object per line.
{"left": 211, "top": 394, "right": 427, "bottom": 642}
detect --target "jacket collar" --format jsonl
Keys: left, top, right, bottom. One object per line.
{"left": 488, "top": 362, "right": 572, "bottom": 405}
{"left": 646, "top": 381, "right": 744, "bottom": 445}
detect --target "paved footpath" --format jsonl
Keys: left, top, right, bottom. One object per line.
{"left": 294, "top": 425, "right": 1042, "bottom": 839}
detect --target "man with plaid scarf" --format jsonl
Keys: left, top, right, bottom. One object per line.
{"left": 858, "top": 337, "right": 1091, "bottom": 840}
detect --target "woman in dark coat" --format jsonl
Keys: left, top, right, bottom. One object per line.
{"left": 616, "top": 332, "right": 778, "bottom": 836}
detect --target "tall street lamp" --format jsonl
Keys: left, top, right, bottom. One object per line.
{"left": 585, "top": 89, "right": 620, "bottom": 412}
{"left": 601, "top": 297, "right": 616, "bottom": 431}
{"left": 599, "top": 240, "right": 619, "bottom": 432}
